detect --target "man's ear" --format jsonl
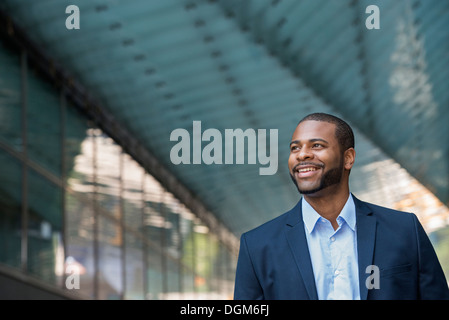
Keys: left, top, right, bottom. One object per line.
{"left": 344, "top": 148, "right": 356, "bottom": 170}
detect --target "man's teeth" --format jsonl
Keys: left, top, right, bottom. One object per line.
{"left": 297, "top": 167, "right": 318, "bottom": 173}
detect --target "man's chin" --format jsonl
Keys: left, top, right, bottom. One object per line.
{"left": 290, "top": 174, "right": 319, "bottom": 194}
{"left": 294, "top": 179, "right": 323, "bottom": 195}
{"left": 297, "top": 185, "right": 323, "bottom": 195}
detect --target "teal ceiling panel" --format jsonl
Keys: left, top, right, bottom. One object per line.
{"left": 1, "top": 0, "right": 448, "bottom": 237}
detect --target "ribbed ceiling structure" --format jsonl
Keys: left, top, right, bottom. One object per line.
{"left": 1, "top": 0, "right": 448, "bottom": 239}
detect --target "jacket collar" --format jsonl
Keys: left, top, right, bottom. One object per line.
{"left": 353, "top": 195, "right": 377, "bottom": 300}
{"left": 284, "top": 198, "right": 318, "bottom": 300}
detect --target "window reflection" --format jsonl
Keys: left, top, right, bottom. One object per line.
{"left": 64, "top": 107, "right": 95, "bottom": 298}
{"left": 0, "top": 149, "right": 22, "bottom": 269}
{"left": 122, "top": 154, "right": 145, "bottom": 299}
{"left": 0, "top": 39, "right": 22, "bottom": 151}
{"left": 0, "top": 36, "right": 237, "bottom": 300}
{"left": 27, "top": 168, "right": 63, "bottom": 287}
{"left": 27, "top": 68, "right": 61, "bottom": 178}
{"left": 61, "top": 126, "right": 236, "bottom": 299}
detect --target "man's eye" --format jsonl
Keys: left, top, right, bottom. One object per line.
{"left": 291, "top": 146, "right": 299, "bottom": 151}
{"left": 312, "top": 144, "right": 323, "bottom": 148}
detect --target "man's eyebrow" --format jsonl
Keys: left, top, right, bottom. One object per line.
{"left": 289, "top": 138, "right": 329, "bottom": 146}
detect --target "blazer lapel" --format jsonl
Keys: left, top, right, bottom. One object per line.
{"left": 284, "top": 199, "right": 318, "bottom": 300}
{"left": 353, "top": 195, "right": 377, "bottom": 300}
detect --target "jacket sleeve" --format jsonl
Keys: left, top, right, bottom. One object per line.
{"left": 413, "top": 214, "right": 449, "bottom": 299}
{"left": 233, "top": 233, "right": 264, "bottom": 300}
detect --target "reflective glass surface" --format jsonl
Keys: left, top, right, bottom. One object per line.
{"left": 0, "top": 148, "right": 22, "bottom": 269}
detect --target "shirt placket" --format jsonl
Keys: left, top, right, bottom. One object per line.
{"left": 328, "top": 218, "right": 343, "bottom": 300}
{"left": 317, "top": 218, "right": 338, "bottom": 299}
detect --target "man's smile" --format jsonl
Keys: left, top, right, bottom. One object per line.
{"left": 293, "top": 163, "right": 323, "bottom": 178}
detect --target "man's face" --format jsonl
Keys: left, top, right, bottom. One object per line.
{"left": 288, "top": 120, "right": 345, "bottom": 196}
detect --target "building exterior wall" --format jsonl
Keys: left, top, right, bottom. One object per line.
{"left": 0, "top": 35, "right": 236, "bottom": 300}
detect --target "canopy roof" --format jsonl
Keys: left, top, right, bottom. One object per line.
{"left": 1, "top": 0, "right": 448, "bottom": 244}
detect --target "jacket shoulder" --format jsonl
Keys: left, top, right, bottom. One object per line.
{"left": 363, "top": 201, "right": 412, "bottom": 216}
{"left": 355, "top": 196, "right": 417, "bottom": 227}
{"left": 354, "top": 195, "right": 413, "bottom": 217}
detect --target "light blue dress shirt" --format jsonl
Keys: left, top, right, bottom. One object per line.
{"left": 302, "top": 194, "right": 360, "bottom": 300}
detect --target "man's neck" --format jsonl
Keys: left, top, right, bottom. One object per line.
{"left": 303, "top": 187, "right": 350, "bottom": 230}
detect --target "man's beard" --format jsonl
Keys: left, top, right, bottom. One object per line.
{"left": 290, "top": 159, "right": 344, "bottom": 195}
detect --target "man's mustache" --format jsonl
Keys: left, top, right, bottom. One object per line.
{"left": 292, "top": 162, "right": 324, "bottom": 174}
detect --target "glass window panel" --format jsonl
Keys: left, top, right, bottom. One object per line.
{"left": 0, "top": 148, "right": 22, "bottom": 268}
{"left": 164, "top": 197, "right": 181, "bottom": 260}
{"left": 206, "top": 234, "right": 219, "bottom": 297}
{"left": 191, "top": 222, "right": 221, "bottom": 299}
{"left": 122, "top": 153, "right": 143, "bottom": 230}
{"left": 94, "top": 130, "right": 123, "bottom": 299}
{"left": 0, "top": 39, "right": 22, "bottom": 151}
{"left": 124, "top": 232, "right": 144, "bottom": 299}
{"left": 163, "top": 196, "right": 182, "bottom": 299}
{"left": 64, "top": 107, "right": 95, "bottom": 298}
{"left": 143, "top": 173, "right": 164, "bottom": 299}
{"left": 122, "top": 154, "right": 144, "bottom": 299}
{"left": 226, "top": 248, "right": 238, "bottom": 299}
{"left": 95, "top": 132, "right": 121, "bottom": 213}
{"left": 65, "top": 191, "right": 95, "bottom": 299}
{"left": 165, "top": 258, "right": 181, "bottom": 299}
{"left": 181, "top": 267, "right": 195, "bottom": 299}
{"left": 97, "top": 215, "right": 123, "bottom": 300}
{"left": 146, "top": 245, "right": 163, "bottom": 300}
{"left": 180, "top": 213, "right": 195, "bottom": 299}
{"left": 27, "top": 168, "right": 63, "bottom": 287}
{"left": 27, "top": 67, "right": 61, "bottom": 177}
{"left": 216, "top": 244, "right": 235, "bottom": 300}
{"left": 192, "top": 221, "right": 210, "bottom": 295}
{"left": 64, "top": 101, "right": 94, "bottom": 188}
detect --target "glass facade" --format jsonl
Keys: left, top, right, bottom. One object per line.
{"left": 0, "top": 36, "right": 236, "bottom": 300}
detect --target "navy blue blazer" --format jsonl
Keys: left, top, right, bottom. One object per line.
{"left": 234, "top": 195, "right": 449, "bottom": 300}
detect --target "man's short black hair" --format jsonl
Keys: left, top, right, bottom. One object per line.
{"left": 298, "top": 112, "right": 355, "bottom": 152}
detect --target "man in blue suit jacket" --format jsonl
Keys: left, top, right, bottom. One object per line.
{"left": 234, "top": 113, "right": 449, "bottom": 300}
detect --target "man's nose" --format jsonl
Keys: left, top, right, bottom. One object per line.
{"left": 297, "top": 146, "right": 313, "bottom": 161}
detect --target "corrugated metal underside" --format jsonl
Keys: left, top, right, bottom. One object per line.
{"left": 1, "top": 0, "right": 448, "bottom": 237}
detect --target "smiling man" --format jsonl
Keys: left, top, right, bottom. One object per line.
{"left": 234, "top": 112, "right": 449, "bottom": 300}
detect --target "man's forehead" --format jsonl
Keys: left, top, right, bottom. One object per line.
{"left": 292, "top": 120, "right": 337, "bottom": 139}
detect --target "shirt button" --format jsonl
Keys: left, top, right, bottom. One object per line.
{"left": 335, "top": 270, "right": 340, "bottom": 275}
{"left": 330, "top": 236, "right": 336, "bottom": 242}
